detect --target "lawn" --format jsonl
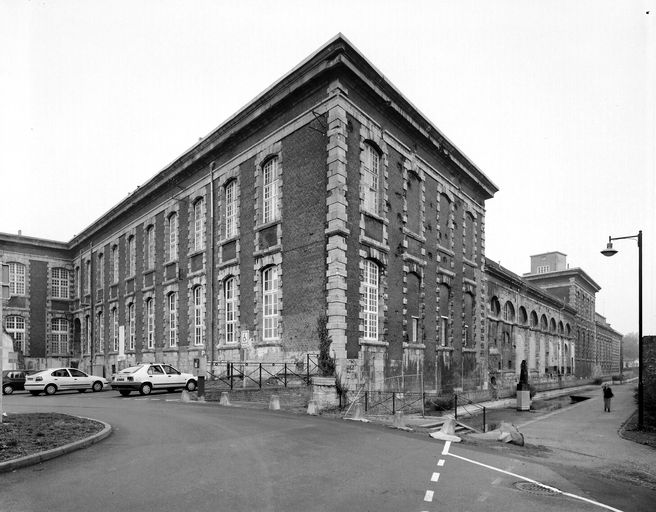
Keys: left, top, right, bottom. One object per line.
{"left": 0, "top": 413, "right": 104, "bottom": 463}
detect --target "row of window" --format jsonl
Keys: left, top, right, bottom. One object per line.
{"left": 489, "top": 296, "right": 571, "bottom": 335}
{"left": 6, "top": 262, "right": 70, "bottom": 299}
{"left": 4, "top": 315, "right": 69, "bottom": 354}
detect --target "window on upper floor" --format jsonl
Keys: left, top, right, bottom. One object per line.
{"left": 8, "top": 262, "right": 25, "bottom": 296}
{"left": 262, "top": 158, "right": 279, "bottom": 224}
{"left": 362, "top": 259, "right": 379, "bottom": 341}
{"left": 194, "top": 198, "right": 206, "bottom": 251}
{"left": 127, "top": 303, "right": 135, "bottom": 351}
{"left": 225, "top": 180, "right": 238, "bottom": 238}
{"left": 146, "top": 225, "right": 155, "bottom": 269}
{"left": 146, "top": 298, "right": 155, "bottom": 349}
{"left": 168, "top": 292, "right": 178, "bottom": 348}
{"left": 5, "top": 315, "right": 25, "bottom": 353}
{"left": 168, "top": 213, "right": 178, "bottom": 261}
{"left": 51, "top": 268, "right": 69, "bottom": 299}
{"left": 85, "top": 260, "right": 91, "bottom": 294}
{"left": 111, "top": 307, "right": 119, "bottom": 352}
{"left": 537, "top": 265, "right": 550, "bottom": 274}
{"left": 111, "top": 245, "right": 119, "bottom": 283}
{"left": 97, "top": 253, "right": 104, "bottom": 288}
{"left": 97, "top": 310, "right": 104, "bottom": 353}
{"left": 193, "top": 285, "right": 205, "bottom": 345}
{"left": 127, "top": 236, "right": 136, "bottom": 276}
{"left": 361, "top": 143, "right": 380, "bottom": 215}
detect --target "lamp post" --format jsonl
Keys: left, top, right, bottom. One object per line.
{"left": 601, "top": 230, "right": 642, "bottom": 428}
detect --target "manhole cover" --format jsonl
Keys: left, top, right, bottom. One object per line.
{"left": 513, "top": 481, "right": 560, "bottom": 496}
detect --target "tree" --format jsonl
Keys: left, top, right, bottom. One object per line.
{"left": 317, "top": 315, "right": 335, "bottom": 377}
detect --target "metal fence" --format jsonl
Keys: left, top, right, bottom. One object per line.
{"left": 210, "top": 354, "right": 319, "bottom": 389}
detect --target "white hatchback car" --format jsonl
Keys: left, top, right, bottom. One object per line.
{"left": 24, "top": 368, "right": 109, "bottom": 396}
{"left": 112, "top": 363, "right": 197, "bottom": 396}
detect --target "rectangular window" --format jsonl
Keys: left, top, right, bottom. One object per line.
{"left": 363, "top": 260, "right": 379, "bottom": 341}
{"left": 194, "top": 286, "right": 204, "bottom": 345}
{"left": 262, "top": 267, "right": 278, "bottom": 341}
{"left": 147, "top": 299, "right": 155, "bottom": 349}
{"left": 127, "top": 236, "right": 135, "bottom": 276}
{"left": 194, "top": 199, "right": 206, "bottom": 251}
{"left": 85, "top": 315, "right": 90, "bottom": 354}
{"left": 85, "top": 260, "right": 91, "bottom": 294}
{"left": 98, "top": 254, "right": 104, "bottom": 288}
{"left": 169, "top": 293, "right": 178, "bottom": 347}
{"left": 362, "top": 144, "right": 380, "bottom": 214}
{"left": 146, "top": 226, "right": 155, "bottom": 269}
{"left": 9, "top": 262, "right": 26, "bottom": 295}
{"left": 411, "top": 317, "right": 419, "bottom": 343}
{"left": 112, "top": 308, "right": 119, "bottom": 352}
{"left": 225, "top": 181, "right": 237, "bottom": 238}
{"left": 225, "top": 278, "right": 237, "bottom": 343}
{"left": 51, "top": 268, "right": 69, "bottom": 299}
{"left": 97, "top": 311, "right": 104, "bottom": 353}
{"left": 537, "top": 265, "right": 550, "bottom": 274}
{"left": 262, "top": 159, "right": 279, "bottom": 224}
{"left": 440, "top": 316, "right": 449, "bottom": 346}
{"left": 127, "top": 304, "right": 135, "bottom": 350}
{"left": 51, "top": 318, "right": 69, "bottom": 354}
{"left": 5, "top": 316, "right": 25, "bottom": 353}
{"left": 112, "top": 245, "right": 119, "bottom": 283}
{"left": 169, "top": 213, "right": 178, "bottom": 261}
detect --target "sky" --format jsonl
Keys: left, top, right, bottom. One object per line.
{"left": 1, "top": 0, "right": 654, "bottom": 336}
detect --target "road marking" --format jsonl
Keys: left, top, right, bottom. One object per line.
{"left": 431, "top": 472, "right": 440, "bottom": 482}
{"left": 441, "top": 442, "right": 623, "bottom": 512}
{"left": 424, "top": 490, "right": 434, "bottom": 502}
{"left": 437, "top": 459, "right": 445, "bottom": 466}
{"left": 492, "top": 477, "right": 502, "bottom": 485}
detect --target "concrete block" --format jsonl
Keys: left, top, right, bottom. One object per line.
{"left": 220, "top": 392, "right": 231, "bottom": 406}
{"left": 269, "top": 394, "right": 281, "bottom": 410}
{"left": 307, "top": 399, "right": 318, "bottom": 415}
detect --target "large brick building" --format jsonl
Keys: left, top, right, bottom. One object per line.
{"left": 0, "top": 35, "right": 621, "bottom": 391}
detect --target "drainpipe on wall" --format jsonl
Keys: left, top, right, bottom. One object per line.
{"left": 208, "top": 163, "right": 216, "bottom": 378}
{"left": 89, "top": 241, "right": 95, "bottom": 375}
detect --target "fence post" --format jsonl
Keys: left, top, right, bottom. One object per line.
{"left": 259, "top": 364, "right": 262, "bottom": 389}
{"left": 365, "top": 391, "right": 368, "bottom": 412}
{"left": 306, "top": 353, "right": 310, "bottom": 383}
{"left": 483, "top": 406, "right": 486, "bottom": 433}
{"left": 284, "top": 363, "right": 288, "bottom": 387}
{"left": 454, "top": 394, "right": 458, "bottom": 421}
{"left": 392, "top": 392, "right": 396, "bottom": 415}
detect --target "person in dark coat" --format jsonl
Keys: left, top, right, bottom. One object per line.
{"left": 602, "top": 384, "right": 614, "bottom": 412}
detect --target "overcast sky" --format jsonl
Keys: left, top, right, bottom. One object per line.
{"left": 1, "top": 0, "right": 654, "bottom": 336}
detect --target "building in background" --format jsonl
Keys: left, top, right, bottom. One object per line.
{"left": 0, "top": 36, "right": 621, "bottom": 391}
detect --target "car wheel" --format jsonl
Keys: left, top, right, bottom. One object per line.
{"left": 186, "top": 380, "right": 197, "bottom": 392}
{"left": 45, "top": 384, "right": 57, "bottom": 395}
{"left": 3, "top": 384, "right": 13, "bottom": 395}
{"left": 92, "top": 381, "right": 103, "bottom": 392}
{"left": 119, "top": 390, "right": 131, "bottom": 396}
{"left": 139, "top": 383, "right": 152, "bottom": 396}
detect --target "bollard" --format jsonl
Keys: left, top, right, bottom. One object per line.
{"left": 181, "top": 390, "right": 191, "bottom": 403}
{"left": 307, "top": 399, "right": 318, "bottom": 415}
{"left": 392, "top": 411, "right": 405, "bottom": 429}
{"left": 352, "top": 402, "right": 364, "bottom": 420}
{"left": 197, "top": 375, "right": 205, "bottom": 401}
{"left": 220, "top": 391, "right": 231, "bottom": 406}
{"left": 269, "top": 394, "right": 281, "bottom": 410}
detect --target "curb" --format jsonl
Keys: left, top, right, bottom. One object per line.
{"left": 0, "top": 416, "right": 112, "bottom": 473}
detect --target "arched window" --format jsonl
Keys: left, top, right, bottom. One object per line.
{"left": 503, "top": 301, "right": 515, "bottom": 322}
{"left": 146, "top": 298, "right": 155, "bottom": 349}
{"left": 127, "top": 235, "right": 136, "bottom": 276}
{"left": 97, "top": 253, "right": 104, "bottom": 288}
{"left": 194, "top": 198, "right": 206, "bottom": 251}
{"left": 193, "top": 286, "right": 205, "bottom": 345}
{"left": 530, "top": 311, "right": 538, "bottom": 328}
{"left": 51, "top": 268, "right": 69, "bottom": 299}
{"left": 146, "top": 225, "right": 155, "bottom": 269}
{"left": 225, "top": 180, "right": 238, "bottom": 238}
{"left": 363, "top": 260, "right": 379, "bottom": 341}
{"left": 490, "top": 296, "right": 501, "bottom": 317}
{"left": 111, "top": 245, "right": 119, "bottom": 283}
{"left": 51, "top": 318, "right": 69, "bottom": 354}
{"left": 97, "top": 310, "right": 104, "bottom": 353}
{"left": 127, "top": 303, "right": 135, "bottom": 350}
{"left": 361, "top": 143, "right": 380, "bottom": 214}
{"left": 75, "top": 266, "right": 81, "bottom": 298}
{"left": 438, "top": 194, "right": 451, "bottom": 243}
{"left": 519, "top": 306, "right": 528, "bottom": 325}
{"left": 464, "top": 293, "right": 474, "bottom": 346}
{"left": 407, "top": 272, "right": 421, "bottom": 343}
{"left": 168, "top": 213, "right": 178, "bottom": 261}
{"left": 558, "top": 321, "right": 564, "bottom": 335}
{"left": 111, "top": 307, "right": 118, "bottom": 351}
{"left": 540, "top": 314, "right": 548, "bottom": 331}
{"left": 465, "top": 212, "right": 475, "bottom": 260}
{"left": 84, "top": 315, "right": 90, "bottom": 354}
{"left": 168, "top": 292, "right": 178, "bottom": 347}
{"left": 262, "top": 158, "right": 279, "bottom": 223}
{"left": 5, "top": 315, "right": 25, "bottom": 353}
{"left": 8, "top": 262, "right": 26, "bottom": 296}
{"left": 225, "top": 277, "right": 237, "bottom": 343}
{"left": 549, "top": 318, "right": 557, "bottom": 333}
{"left": 262, "top": 267, "right": 279, "bottom": 341}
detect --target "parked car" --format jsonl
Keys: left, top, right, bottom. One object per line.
{"left": 24, "top": 368, "right": 109, "bottom": 396}
{"left": 2, "top": 370, "right": 34, "bottom": 395}
{"left": 112, "top": 363, "right": 197, "bottom": 396}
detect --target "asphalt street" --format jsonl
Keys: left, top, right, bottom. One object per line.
{"left": 0, "top": 388, "right": 644, "bottom": 511}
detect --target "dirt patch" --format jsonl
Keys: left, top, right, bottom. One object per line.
{"left": 619, "top": 411, "right": 656, "bottom": 449}
{"left": 0, "top": 413, "right": 104, "bottom": 463}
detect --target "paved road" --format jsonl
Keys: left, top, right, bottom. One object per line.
{"left": 0, "top": 389, "right": 642, "bottom": 511}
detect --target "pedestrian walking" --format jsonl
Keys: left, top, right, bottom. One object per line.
{"left": 602, "top": 384, "right": 614, "bottom": 412}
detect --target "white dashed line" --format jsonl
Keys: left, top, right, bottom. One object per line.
{"left": 424, "top": 490, "right": 434, "bottom": 502}
{"left": 437, "top": 459, "right": 445, "bottom": 466}
{"left": 431, "top": 472, "right": 440, "bottom": 482}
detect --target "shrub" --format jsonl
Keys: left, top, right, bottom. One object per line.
{"left": 593, "top": 377, "right": 603, "bottom": 385}
{"left": 317, "top": 315, "right": 335, "bottom": 377}
{"left": 426, "top": 396, "right": 453, "bottom": 412}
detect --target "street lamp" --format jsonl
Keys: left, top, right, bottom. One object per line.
{"left": 601, "top": 230, "right": 643, "bottom": 428}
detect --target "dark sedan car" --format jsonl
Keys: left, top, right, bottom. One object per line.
{"left": 2, "top": 370, "right": 32, "bottom": 395}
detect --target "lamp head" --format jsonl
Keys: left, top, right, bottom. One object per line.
{"left": 601, "top": 241, "right": 618, "bottom": 257}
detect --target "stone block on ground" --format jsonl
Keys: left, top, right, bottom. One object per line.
{"left": 269, "top": 394, "right": 281, "bottom": 410}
